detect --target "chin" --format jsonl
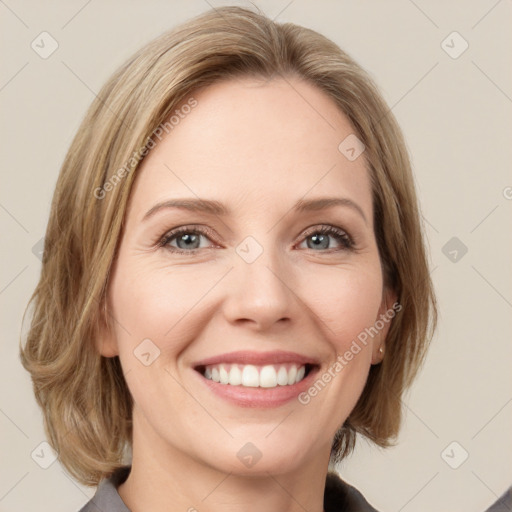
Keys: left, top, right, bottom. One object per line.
{"left": 195, "top": 434, "right": 318, "bottom": 477}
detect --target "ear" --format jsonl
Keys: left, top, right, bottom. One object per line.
{"left": 371, "top": 288, "right": 398, "bottom": 365}
{"left": 94, "top": 300, "right": 119, "bottom": 358}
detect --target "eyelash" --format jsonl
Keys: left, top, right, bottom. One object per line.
{"left": 158, "top": 224, "right": 355, "bottom": 255}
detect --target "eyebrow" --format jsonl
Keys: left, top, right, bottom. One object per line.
{"left": 294, "top": 197, "right": 367, "bottom": 223}
{"left": 142, "top": 196, "right": 367, "bottom": 223}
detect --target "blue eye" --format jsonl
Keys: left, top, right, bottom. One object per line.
{"left": 300, "top": 226, "right": 354, "bottom": 251}
{"left": 160, "top": 227, "right": 215, "bottom": 254}
{"left": 159, "top": 224, "right": 354, "bottom": 255}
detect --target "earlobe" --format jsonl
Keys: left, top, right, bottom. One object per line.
{"left": 371, "top": 289, "right": 398, "bottom": 364}
{"left": 94, "top": 304, "right": 119, "bottom": 358}
{"left": 371, "top": 344, "right": 386, "bottom": 365}
{"left": 96, "top": 336, "right": 119, "bottom": 358}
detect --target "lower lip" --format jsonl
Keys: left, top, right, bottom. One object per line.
{"left": 193, "top": 367, "right": 320, "bottom": 408}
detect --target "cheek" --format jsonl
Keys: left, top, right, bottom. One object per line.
{"left": 107, "top": 265, "right": 201, "bottom": 408}
{"left": 304, "top": 262, "right": 384, "bottom": 351}
{"left": 109, "top": 231, "right": 385, "bottom": 360}
{"left": 109, "top": 260, "right": 216, "bottom": 342}
{"left": 110, "top": 250, "right": 384, "bottom": 357}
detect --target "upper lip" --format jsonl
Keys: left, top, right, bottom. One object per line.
{"left": 193, "top": 350, "right": 320, "bottom": 368}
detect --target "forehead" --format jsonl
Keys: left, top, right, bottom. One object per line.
{"left": 128, "top": 77, "right": 372, "bottom": 222}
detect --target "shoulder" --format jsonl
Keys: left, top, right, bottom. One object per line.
{"left": 324, "top": 470, "right": 380, "bottom": 512}
{"left": 485, "top": 487, "right": 512, "bottom": 512}
{"left": 77, "top": 466, "right": 131, "bottom": 512}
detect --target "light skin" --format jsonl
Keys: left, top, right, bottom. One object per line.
{"left": 97, "top": 76, "right": 395, "bottom": 512}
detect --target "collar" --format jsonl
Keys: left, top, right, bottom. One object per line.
{"left": 79, "top": 466, "right": 379, "bottom": 512}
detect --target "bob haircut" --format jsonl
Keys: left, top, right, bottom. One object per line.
{"left": 20, "top": 5, "right": 437, "bottom": 487}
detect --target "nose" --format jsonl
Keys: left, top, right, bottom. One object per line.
{"left": 222, "top": 245, "right": 297, "bottom": 331}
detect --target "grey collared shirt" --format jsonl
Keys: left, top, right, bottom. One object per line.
{"left": 78, "top": 466, "right": 131, "bottom": 512}
{"left": 77, "top": 466, "right": 379, "bottom": 512}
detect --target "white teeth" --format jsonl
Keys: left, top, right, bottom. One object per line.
{"left": 260, "top": 365, "right": 277, "bottom": 388}
{"left": 276, "top": 366, "right": 288, "bottom": 386}
{"left": 219, "top": 364, "right": 229, "bottom": 384}
{"left": 242, "top": 365, "right": 259, "bottom": 387}
{"left": 287, "top": 365, "right": 297, "bottom": 385}
{"left": 229, "top": 365, "right": 242, "bottom": 386}
{"left": 202, "top": 363, "right": 308, "bottom": 388}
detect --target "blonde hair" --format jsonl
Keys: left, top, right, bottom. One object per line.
{"left": 20, "top": 5, "right": 437, "bottom": 486}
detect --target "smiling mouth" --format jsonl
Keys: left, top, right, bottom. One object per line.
{"left": 194, "top": 363, "right": 316, "bottom": 389}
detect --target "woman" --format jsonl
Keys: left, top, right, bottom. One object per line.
{"left": 20, "top": 6, "right": 437, "bottom": 512}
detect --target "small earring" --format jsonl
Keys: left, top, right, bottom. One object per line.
{"left": 379, "top": 347, "right": 384, "bottom": 355}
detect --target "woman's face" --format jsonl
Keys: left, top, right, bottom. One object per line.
{"left": 99, "top": 76, "right": 394, "bottom": 475}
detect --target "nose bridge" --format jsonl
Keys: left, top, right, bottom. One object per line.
{"left": 237, "top": 234, "right": 292, "bottom": 298}
{"left": 223, "top": 234, "right": 296, "bottom": 328}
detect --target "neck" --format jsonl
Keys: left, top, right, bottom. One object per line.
{"left": 118, "top": 409, "right": 330, "bottom": 512}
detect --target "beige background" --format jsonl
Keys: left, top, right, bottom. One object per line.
{"left": 1, "top": 1, "right": 511, "bottom": 511}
